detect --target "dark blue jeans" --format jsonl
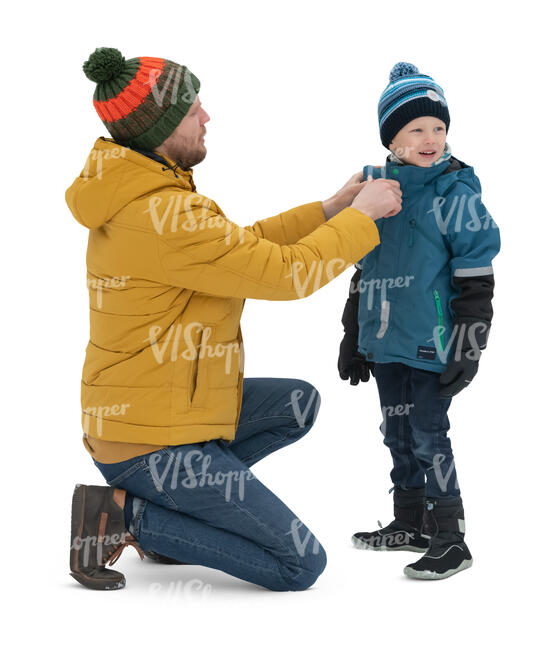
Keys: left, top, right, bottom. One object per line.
{"left": 373, "top": 363, "right": 460, "bottom": 498}
{"left": 94, "top": 377, "right": 326, "bottom": 591}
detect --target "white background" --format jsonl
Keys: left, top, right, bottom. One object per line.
{"left": 3, "top": 0, "right": 552, "bottom": 647}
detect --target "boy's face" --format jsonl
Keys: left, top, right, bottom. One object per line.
{"left": 389, "top": 116, "right": 447, "bottom": 167}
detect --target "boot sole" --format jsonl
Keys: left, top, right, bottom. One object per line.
{"left": 69, "top": 571, "right": 126, "bottom": 590}
{"left": 352, "top": 535, "right": 428, "bottom": 553}
{"left": 69, "top": 484, "right": 126, "bottom": 590}
{"left": 403, "top": 557, "right": 473, "bottom": 580}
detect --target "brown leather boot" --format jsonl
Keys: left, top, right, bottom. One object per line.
{"left": 69, "top": 484, "right": 144, "bottom": 590}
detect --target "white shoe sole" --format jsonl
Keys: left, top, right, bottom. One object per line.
{"left": 352, "top": 535, "right": 428, "bottom": 553}
{"left": 403, "top": 557, "right": 473, "bottom": 580}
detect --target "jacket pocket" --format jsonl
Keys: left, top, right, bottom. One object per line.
{"left": 433, "top": 289, "right": 444, "bottom": 351}
{"left": 190, "top": 326, "right": 211, "bottom": 408}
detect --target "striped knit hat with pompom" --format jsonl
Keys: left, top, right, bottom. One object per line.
{"left": 83, "top": 47, "right": 200, "bottom": 150}
{"left": 378, "top": 62, "right": 450, "bottom": 147}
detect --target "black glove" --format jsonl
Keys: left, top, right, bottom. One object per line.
{"left": 438, "top": 317, "right": 488, "bottom": 398}
{"left": 439, "top": 356, "right": 479, "bottom": 398}
{"left": 339, "top": 345, "right": 374, "bottom": 385}
{"left": 338, "top": 267, "right": 374, "bottom": 385}
{"left": 439, "top": 273, "right": 495, "bottom": 399}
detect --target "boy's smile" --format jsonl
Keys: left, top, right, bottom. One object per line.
{"left": 388, "top": 116, "right": 447, "bottom": 167}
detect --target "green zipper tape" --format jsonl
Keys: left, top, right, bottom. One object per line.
{"left": 433, "top": 289, "right": 444, "bottom": 351}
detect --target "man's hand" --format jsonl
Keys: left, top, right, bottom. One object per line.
{"left": 322, "top": 172, "right": 402, "bottom": 221}
{"left": 322, "top": 171, "right": 368, "bottom": 220}
{"left": 351, "top": 178, "right": 402, "bottom": 221}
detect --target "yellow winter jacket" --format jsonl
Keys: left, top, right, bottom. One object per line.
{"left": 66, "top": 137, "right": 380, "bottom": 462}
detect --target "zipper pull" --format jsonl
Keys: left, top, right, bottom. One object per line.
{"left": 433, "top": 289, "right": 443, "bottom": 317}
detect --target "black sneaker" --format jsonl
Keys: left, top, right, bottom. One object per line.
{"left": 352, "top": 519, "right": 430, "bottom": 552}
{"left": 352, "top": 487, "right": 429, "bottom": 552}
{"left": 404, "top": 538, "right": 473, "bottom": 579}
{"left": 69, "top": 484, "right": 144, "bottom": 590}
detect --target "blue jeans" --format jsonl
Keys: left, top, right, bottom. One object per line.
{"left": 373, "top": 363, "right": 460, "bottom": 498}
{"left": 94, "top": 377, "right": 326, "bottom": 591}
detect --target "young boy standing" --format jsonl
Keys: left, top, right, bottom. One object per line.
{"left": 338, "top": 62, "right": 501, "bottom": 580}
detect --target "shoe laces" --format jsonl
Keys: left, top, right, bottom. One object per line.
{"left": 103, "top": 533, "right": 145, "bottom": 567}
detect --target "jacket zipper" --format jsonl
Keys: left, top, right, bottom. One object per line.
{"left": 433, "top": 289, "right": 444, "bottom": 351}
{"left": 408, "top": 219, "right": 416, "bottom": 247}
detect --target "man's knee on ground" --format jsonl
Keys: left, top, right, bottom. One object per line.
{"left": 287, "top": 380, "right": 321, "bottom": 434}
{"left": 281, "top": 542, "right": 327, "bottom": 591}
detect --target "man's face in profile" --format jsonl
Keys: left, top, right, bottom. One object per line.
{"left": 156, "top": 96, "right": 210, "bottom": 169}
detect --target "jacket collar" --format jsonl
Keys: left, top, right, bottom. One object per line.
{"left": 103, "top": 138, "right": 197, "bottom": 191}
{"left": 383, "top": 141, "right": 453, "bottom": 191}
{"left": 384, "top": 156, "right": 452, "bottom": 191}
{"left": 127, "top": 145, "right": 173, "bottom": 168}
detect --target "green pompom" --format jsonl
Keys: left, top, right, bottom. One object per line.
{"left": 83, "top": 47, "right": 126, "bottom": 83}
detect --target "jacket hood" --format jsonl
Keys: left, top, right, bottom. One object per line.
{"left": 434, "top": 156, "right": 481, "bottom": 196}
{"left": 66, "top": 137, "right": 196, "bottom": 229}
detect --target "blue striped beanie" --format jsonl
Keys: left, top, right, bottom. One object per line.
{"left": 378, "top": 62, "right": 450, "bottom": 147}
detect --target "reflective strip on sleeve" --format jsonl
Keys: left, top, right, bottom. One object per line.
{"left": 453, "top": 266, "right": 493, "bottom": 277}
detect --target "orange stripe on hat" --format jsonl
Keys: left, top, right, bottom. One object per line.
{"left": 94, "top": 57, "right": 166, "bottom": 123}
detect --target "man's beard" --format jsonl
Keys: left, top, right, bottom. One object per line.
{"left": 169, "top": 144, "right": 206, "bottom": 171}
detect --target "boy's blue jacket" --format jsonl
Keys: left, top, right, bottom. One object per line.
{"left": 356, "top": 157, "right": 501, "bottom": 372}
